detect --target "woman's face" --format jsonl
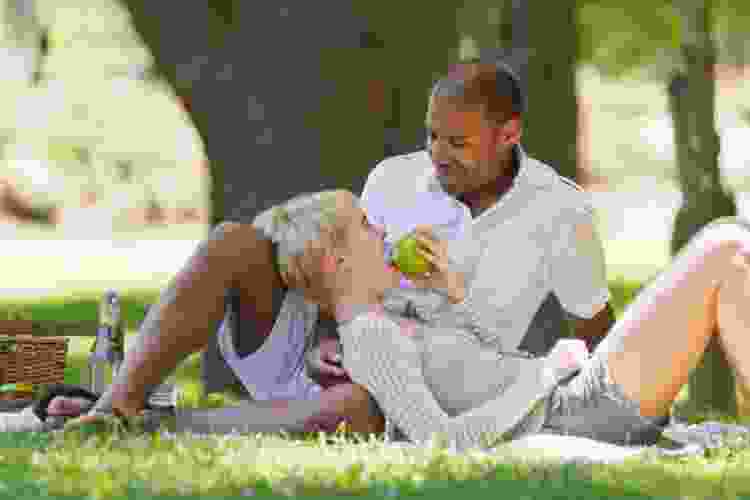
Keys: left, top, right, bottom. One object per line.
{"left": 335, "top": 192, "right": 398, "bottom": 293}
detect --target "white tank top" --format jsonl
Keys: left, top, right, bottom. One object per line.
{"left": 217, "top": 289, "right": 322, "bottom": 401}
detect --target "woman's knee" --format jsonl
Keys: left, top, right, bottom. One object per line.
{"left": 697, "top": 217, "right": 750, "bottom": 244}
{"left": 687, "top": 217, "right": 750, "bottom": 259}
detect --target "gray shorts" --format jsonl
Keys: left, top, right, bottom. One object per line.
{"left": 539, "top": 354, "right": 669, "bottom": 446}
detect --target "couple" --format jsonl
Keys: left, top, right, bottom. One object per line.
{"left": 59, "top": 59, "right": 750, "bottom": 450}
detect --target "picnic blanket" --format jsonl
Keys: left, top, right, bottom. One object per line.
{"left": 1, "top": 402, "right": 747, "bottom": 464}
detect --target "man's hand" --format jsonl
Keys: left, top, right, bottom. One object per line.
{"left": 404, "top": 225, "right": 466, "bottom": 303}
{"left": 567, "top": 302, "right": 615, "bottom": 352}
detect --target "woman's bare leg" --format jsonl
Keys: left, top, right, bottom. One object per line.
{"left": 594, "top": 218, "right": 750, "bottom": 418}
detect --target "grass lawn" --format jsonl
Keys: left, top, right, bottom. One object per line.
{"left": 1, "top": 285, "right": 750, "bottom": 498}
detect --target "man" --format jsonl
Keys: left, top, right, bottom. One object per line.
{"left": 309, "top": 57, "right": 615, "bottom": 390}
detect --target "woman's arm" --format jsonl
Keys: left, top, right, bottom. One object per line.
{"left": 338, "top": 312, "right": 563, "bottom": 451}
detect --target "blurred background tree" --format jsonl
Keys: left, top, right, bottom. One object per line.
{"left": 578, "top": 0, "right": 750, "bottom": 418}
{"left": 117, "top": 1, "right": 461, "bottom": 227}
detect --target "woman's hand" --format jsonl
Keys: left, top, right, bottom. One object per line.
{"left": 543, "top": 339, "right": 589, "bottom": 383}
{"left": 403, "top": 225, "right": 466, "bottom": 304}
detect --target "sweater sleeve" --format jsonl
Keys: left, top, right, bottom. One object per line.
{"left": 426, "top": 286, "right": 507, "bottom": 350}
{"left": 338, "top": 312, "right": 563, "bottom": 451}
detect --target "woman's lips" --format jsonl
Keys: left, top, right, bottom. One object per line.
{"left": 435, "top": 164, "right": 454, "bottom": 177}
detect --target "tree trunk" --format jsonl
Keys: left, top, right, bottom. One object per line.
{"left": 119, "top": 0, "right": 460, "bottom": 395}
{"left": 3, "top": 0, "right": 45, "bottom": 85}
{"left": 496, "top": 0, "right": 578, "bottom": 182}
{"left": 669, "top": 0, "right": 738, "bottom": 418}
{"left": 120, "top": 1, "right": 399, "bottom": 227}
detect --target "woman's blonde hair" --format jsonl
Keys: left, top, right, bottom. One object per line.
{"left": 251, "top": 190, "right": 348, "bottom": 276}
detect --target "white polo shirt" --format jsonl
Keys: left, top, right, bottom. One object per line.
{"left": 360, "top": 146, "right": 610, "bottom": 355}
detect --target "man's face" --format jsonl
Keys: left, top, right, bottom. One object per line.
{"left": 425, "top": 95, "right": 520, "bottom": 196}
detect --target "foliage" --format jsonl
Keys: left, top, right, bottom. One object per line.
{"left": 0, "top": 0, "right": 207, "bottom": 213}
{"left": 578, "top": 0, "right": 750, "bottom": 80}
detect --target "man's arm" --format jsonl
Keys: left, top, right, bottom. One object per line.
{"left": 566, "top": 301, "right": 616, "bottom": 353}
{"left": 550, "top": 199, "right": 613, "bottom": 354}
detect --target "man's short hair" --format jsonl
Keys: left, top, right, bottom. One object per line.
{"left": 431, "top": 57, "right": 525, "bottom": 125}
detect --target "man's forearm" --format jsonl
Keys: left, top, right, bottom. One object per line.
{"left": 568, "top": 302, "right": 615, "bottom": 352}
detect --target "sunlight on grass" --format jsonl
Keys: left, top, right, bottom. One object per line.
{"left": 21, "top": 426, "right": 750, "bottom": 499}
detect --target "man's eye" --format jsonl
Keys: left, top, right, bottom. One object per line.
{"left": 450, "top": 140, "right": 466, "bottom": 148}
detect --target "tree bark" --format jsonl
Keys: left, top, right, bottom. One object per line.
{"left": 120, "top": 1, "right": 396, "bottom": 227}
{"left": 118, "top": 0, "right": 460, "bottom": 395}
{"left": 496, "top": 0, "right": 578, "bottom": 182}
{"left": 669, "top": 0, "right": 738, "bottom": 418}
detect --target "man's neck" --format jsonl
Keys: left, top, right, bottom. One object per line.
{"left": 458, "top": 147, "right": 520, "bottom": 218}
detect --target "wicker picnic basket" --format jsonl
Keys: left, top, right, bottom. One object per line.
{"left": 0, "top": 320, "right": 69, "bottom": 400}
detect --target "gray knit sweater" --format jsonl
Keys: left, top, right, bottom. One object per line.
{"left": 338, "top": 308, "right": 569, "bottom": 451}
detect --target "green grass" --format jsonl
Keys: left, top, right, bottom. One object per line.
{"left": 1, "top": 282, "right": 748, "bottom": 499}
{"left": 13, "top": 425, "right": 750, "bottom": 499}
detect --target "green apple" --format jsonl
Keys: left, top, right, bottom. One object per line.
{"left": 393, "top": 234, "right": 431, "bottom": 276}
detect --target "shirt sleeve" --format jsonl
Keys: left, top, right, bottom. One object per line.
{"left": 359, "top": 159, "right": 388, "bottom": 226}
{"left": 548, "top": 199, "right": 610, "bottom": 319}
{"left": 338, "top": 312, "right": 563, "bottom": 451}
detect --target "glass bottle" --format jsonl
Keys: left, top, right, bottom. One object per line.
{"left": 88, "top": 289, "right": 122, "bottom": 394}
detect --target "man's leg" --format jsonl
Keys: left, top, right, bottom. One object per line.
{"left": 81, "top": 223, "right": 277, "bottom": 419}
{"left": 594, "top": 218, "right": 750, "bottom": 418}
{"left": 75, "top": 220, "right": 380, "bottom": 433}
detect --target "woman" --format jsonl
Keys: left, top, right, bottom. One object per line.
{"left": 270, "top": 189, "right": 750, "bottom": 451}
{"left": 66, "top": 189, "right": 750, "bottom": 451}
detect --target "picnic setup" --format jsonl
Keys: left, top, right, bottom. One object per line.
{"left": 3, "top": 0, "right": 750, "bottom": 498}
